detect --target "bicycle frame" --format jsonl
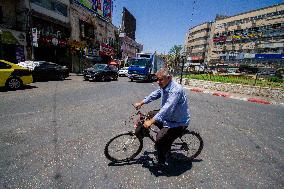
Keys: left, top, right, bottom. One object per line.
{"left": 132, "top": 108, "right": 187, "bottom": 144}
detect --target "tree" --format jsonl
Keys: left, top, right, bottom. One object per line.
{"left": 169, "top": 45, "right": 183, "bottom": 67}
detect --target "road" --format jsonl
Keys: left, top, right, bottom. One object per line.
{"left": 0, "top": 75, "right": 283, "bottom": 188}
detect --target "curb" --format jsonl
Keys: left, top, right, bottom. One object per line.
{"left": 212, "top": 92, "right": 231, "bottom": 98}
{"left": 247, "top": 98, "right": 271, "bottom": 104}
{"left": 185, "top": 87, "right": 282, "bottom": 105}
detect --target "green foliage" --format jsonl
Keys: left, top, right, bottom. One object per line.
{"left": 268, "top": 76, "right": 283, "bottom": 83}
{"left": 185, "top": 74, "right": 284, "bottom": 89}
{"left": 168, "top": 45, "right": 183, "bottom": 67}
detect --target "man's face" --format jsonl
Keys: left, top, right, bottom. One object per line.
{"left": 157, "top": 75, "right": 171, "bottom": 89}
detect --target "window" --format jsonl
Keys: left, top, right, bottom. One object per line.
{"left": 31, "top": 0, "right": 67, "bottom": 17}
{"left": 0, "top": 62, "right": 12, "bottom": 69}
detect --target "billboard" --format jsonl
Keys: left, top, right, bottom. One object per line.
{"left": 74, "top": 0, "right": 112, "bottom": 21}
{"left": 122, "top": 7, "right": 136, "bottom": 40}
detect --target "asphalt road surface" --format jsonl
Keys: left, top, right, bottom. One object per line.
{"left": 0, "top": 75, "right": 283, "bottom": 188}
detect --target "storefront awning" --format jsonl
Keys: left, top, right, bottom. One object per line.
{"left": 1, "top": 31, "right": 19, "bottom": 45}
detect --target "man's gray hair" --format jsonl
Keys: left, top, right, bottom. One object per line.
{"left": 156, "top": 67, "right": 171, "bottom": 77}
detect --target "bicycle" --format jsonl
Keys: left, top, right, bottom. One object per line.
{"left": 104, "top": 106, "right": 203, "bottom": 163}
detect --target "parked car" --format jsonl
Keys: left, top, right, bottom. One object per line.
{"left": 18, "top": 61, "right": 42, "bottom": 70}
{"left": 20, "top": 61, "right": 69, "bottom": 81}
{"left": 0, "top": 59, "right": 33, "bottom": 90}
{"left": 83, "top": 64, "right": 118, "bottom": 81}
{"left": 118, "top": 67, "right": 129, "bottom": 77}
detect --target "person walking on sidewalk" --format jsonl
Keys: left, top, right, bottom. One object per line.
{"left": 134, "top": 67, "right": 190, "bottom": 166}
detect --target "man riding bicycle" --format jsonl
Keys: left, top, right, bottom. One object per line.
{"left": 134, "top": 67, "right": 190, "bottom": 166}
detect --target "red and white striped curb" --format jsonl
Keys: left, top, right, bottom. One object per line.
{"left": 184, "top": 87, "right": 283, "bottom": 105}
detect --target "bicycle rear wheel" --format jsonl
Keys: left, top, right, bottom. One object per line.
{"left": 104, "top": 132, "right": 143, "bottom": 162}
{"left": 170, "top": 130, "right": 203, "bottom": 162}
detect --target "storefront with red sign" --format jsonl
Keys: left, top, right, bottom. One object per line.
{"left": 31, "top": 15, "right": 71, "bottom": 68}
{"left": 190, "top": 56, "right": 204, "bottom": 63}
{"left": 99, "top": 43, "right": 115, "bottom": 63}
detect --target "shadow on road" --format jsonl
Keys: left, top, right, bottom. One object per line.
{"left": 0, "top": 85, "right": 38, "bottom": 92}
{"left": 107, "top": 151, "right": 202, "bottom": 177}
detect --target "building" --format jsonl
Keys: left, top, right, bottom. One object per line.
{"left": 121, "top": 7, "right": 136, "bottom": 40}
{"left": 119, "top": 7, "right": 142, "bottom": 60}
{"left": 0, "top": 0, "right": 28, "bottom": 63}
{"left": 70, "top": 0, "right": 119, "bottom": 72}
{"left": 119, "top": 33, "right": 142, "bottom": 59}
{"left": 185, "top": 3, "right": 284, "bottom": 67}
{"left": 185, "top": 22, "right": 211, "bottom": 64}
{"left": 0, "top": 0, "right": 119, "bottom": 72}
{"left": 26, "top": 0, "right": 71, "bottom": 67}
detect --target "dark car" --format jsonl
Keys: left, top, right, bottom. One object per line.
{"left": 83, "top": 64, "right": 118, "bottom": 81}
{"left": 32, "top": 61, "right": 69, "bottom": 81}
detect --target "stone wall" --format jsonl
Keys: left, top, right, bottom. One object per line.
{"left": 180, "top": 78, "right": 284, "bottom": 100}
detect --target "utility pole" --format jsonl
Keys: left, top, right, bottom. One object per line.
{"left": 27, "top": 0, "right": 34, "bottom": 60}
{"left": 179, "top": 55, "right": 185, "bottom": 84}
{"left": 179, "top": 49, "right": 186, "bottom": 84}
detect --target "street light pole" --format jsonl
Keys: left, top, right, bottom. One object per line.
{"left": 179, "top": 52, "right": 185, "bottom": 84}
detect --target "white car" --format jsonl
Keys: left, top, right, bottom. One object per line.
{"left": 18, "top": 61, "right": 43, "bottom": 70}
{"left": 118, "top": 67, "right": 129, "bottom": 77}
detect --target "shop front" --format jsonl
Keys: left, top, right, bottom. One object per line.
{"left": 99, "top": 43, "right": 115, "bottom": 64}
{"left": 0, "top": 29, "right": 26, "bottom": 63}
{"left": 30, "top": 16, "right": 71, "bottom": 68}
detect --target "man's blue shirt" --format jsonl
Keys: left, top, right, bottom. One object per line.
{"left": 143, "top": 81, "right": 190, "bottom": 128}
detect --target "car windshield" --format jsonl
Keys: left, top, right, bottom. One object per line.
{"left": 92, "top": 64, "right": 107, "bottom": 70}
{"left": 129, "top": 59, "right": 150, "bottom": 67}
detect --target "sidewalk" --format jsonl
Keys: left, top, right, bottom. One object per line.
{"left": 183, "top": 86, "right": 284, "bottom": 106}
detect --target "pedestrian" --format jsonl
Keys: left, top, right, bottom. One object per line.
{"left": 134, "top": 67, "right": 190, "bottom": 167}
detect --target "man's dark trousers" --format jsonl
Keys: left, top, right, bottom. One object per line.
{"left": 146, "top": 110, "right": 185, "bottom": 164}
{"left": 155, "top": 123, "right": 185, "bottom": 164}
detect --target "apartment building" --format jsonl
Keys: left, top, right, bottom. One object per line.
{"left": 210, "top": 3, "right": 284, "bottom": 66}
{"left": 185, "top": 3, "right": 284, "bottom": 67}
{"left": 185, "top": 22, "right": 211, "bottom": 64}
{"left": 26, "top": 0, "right": 71, "bottom": 65}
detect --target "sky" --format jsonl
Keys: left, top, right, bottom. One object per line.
{"left": 111, "top": 0, "right": 284, "bottom": 54}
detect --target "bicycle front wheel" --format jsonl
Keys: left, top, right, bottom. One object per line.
{"left": 170, "top": 130, "right": 203, "bottom": 162}
{"left": 104, "top": 132, "right": 143, "bottom": 162}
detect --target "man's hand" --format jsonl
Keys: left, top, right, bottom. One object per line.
{"left": 144, "top": 118, "right": 155, "bottom": 128}
{"left": 134, "top": 101, "right": 144, "bottom": 110}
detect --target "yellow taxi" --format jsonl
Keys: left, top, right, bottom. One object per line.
{"left": 0, "top": 60, "right": 33, "bottom": 90}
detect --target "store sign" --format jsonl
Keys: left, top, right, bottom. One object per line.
{"left": 100, "top": 43, "right": 114, "bottom": 56}
{"left": 74, "top": 0, "right": 112, "bottom": 20}
{"left": 32, "top": 28, "right": 38, "bottom": 47}
{"left": 52, "top": 38, "right": 58, "bottom": 46}
{"left": 68, "top": 40, "right": 87, "bottom": 49}
{"left": 191, "top": 56, "right": 203, "bottom": 60}
{"left": 244, "top": 53, "right": 255, "bottom": 59}
{"left": 255, "top": 54, "right": 284, "bottom": 59}
{"left": 15, "top": 46, "right": 25, "bottom": 63}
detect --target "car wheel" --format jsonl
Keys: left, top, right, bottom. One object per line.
{"left": 58, "top": 74, "right": 65, "bottom": 80}
{"left": 101, "top": 75, "right": 106, "bottom": 82}
{"left": 114, "top": 75, "right": 118, "bottom": 81}
{"left": 6, "top": 78, "right": 23, "bottom": 90}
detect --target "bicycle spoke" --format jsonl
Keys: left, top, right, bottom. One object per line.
{"left": 105, "top": 133, "right": 143, "bottom": 161}
{"left": 170, "top": 131, "right": 203, "bottom": 162}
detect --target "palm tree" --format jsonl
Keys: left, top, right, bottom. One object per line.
{"left": 169, "top": 45, "right": 183, "bottom": 67}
